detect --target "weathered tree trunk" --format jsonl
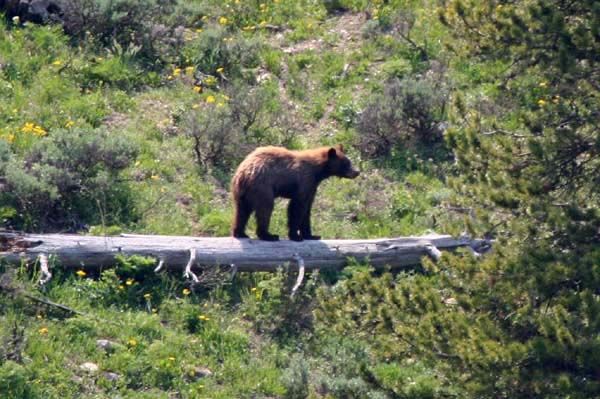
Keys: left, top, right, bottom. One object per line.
{"left": 0, "top": 232, "right": 489, "bottom": 272}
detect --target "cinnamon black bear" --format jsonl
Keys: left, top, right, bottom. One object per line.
{"left": 231, "top": 145, "right": 360, "bottom": 241}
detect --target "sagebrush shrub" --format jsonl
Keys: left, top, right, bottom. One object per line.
{"left": 60, "top": 0, "right": 185, "bottom": 66}
{"left": 357, "top": 77, "right": 447, "bottom": 158}
{"left": 0, "top": 127, "right": 137, "bottom": 231}
{"left": 183, "top": 82, "right": 299, "bottom": 174}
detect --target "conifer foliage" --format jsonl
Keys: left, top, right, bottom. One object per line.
{"left": 318, "top": 1, "right": 600, "bottom": 397}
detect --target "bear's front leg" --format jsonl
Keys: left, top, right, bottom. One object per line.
{"left": 287, "top": 198, "right": 305, "bottom": 241}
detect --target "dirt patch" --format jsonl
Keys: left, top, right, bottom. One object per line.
{"left": 102, "top": 112, "right": 129, "bottom": 130}
{"left": 278, "top": 12, "right": 366, "bottom": 55}
{"left": 325, "top": 12, "right": 367, "bottom": 52}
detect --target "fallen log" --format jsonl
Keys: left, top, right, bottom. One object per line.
{"left": 0, "top": 232, "right": 490, "bottom": 274}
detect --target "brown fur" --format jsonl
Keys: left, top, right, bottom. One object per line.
{"left": 231, "top": 145, "right": 360, "bottom": 241}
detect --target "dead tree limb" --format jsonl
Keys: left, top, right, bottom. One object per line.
{"left": 0, "top": 232, "right": 490, "bottom": 274}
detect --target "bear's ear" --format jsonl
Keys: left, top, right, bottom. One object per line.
{"left": 327, "top": 147, "right": 337, "bottom": 159}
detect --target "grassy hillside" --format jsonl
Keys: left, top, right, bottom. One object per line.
{"left": 1, "top": 0, "right": 599, "bottom": 398}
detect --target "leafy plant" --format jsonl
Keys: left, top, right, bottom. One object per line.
{"left": 0, "top": 127, "right": 137, "bottom": 231}
{"left": 356, "top": 77, "right": 447, "bottom": 158}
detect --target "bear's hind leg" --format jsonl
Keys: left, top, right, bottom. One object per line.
{"left": 232, "top": 198, "right": 251, "bottom": 239}
{"left": 255, "top": 196, "right": 279, "bottom": 241}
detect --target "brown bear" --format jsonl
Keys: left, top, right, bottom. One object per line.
{"left": 231, "top": 145, "right": 360, "bottom": 241}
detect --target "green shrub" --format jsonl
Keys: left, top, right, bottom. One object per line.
{"left": 281, "top": 354, "right": 309, "bottom": 399}
{"left": 81, "top": 54, "right": 144, "bottom": 90}
{"left": 182, "top": 81, "right": 299, "bottom": 174}
{"left": 0, "top": 127, "right": 137, "bottom": 231}
{"left": 181, "top": 26, "right": 261, "bottom": 81}
{"left": 357, "top": 77, "right": 447, "bottom": 158}
{"left": 61, "top": 0, "right": 185, "bottom": 66}
{"left": 0, "top": 361, "right": 36, "bottom": 399}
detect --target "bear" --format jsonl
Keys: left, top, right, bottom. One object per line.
{"left": 231, "top": 145, "right": 360, "bottom": 241}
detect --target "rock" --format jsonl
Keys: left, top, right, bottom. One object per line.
{"left": 96, "top": 339, "right": 116, "bottom": 351}
{"left": 103, "top": 372, "right": 121, "bottom": 382}
{"left": 96, "top": 339, "right": 124, "bottom": 353}
{"left": 186, "top": 366, "right": 213, "bottom": 381}
{"left": 0, "top": 0, "right": 63, "bottom": 24}
{"left": 79, "top": 362, "right": 99, "bottom": 373}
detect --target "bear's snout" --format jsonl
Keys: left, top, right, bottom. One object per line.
{"left": 346, "top": 169, "right": 360, "bottom": 179}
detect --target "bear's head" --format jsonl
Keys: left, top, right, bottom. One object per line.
{"left": 326, "top": 145, "right": 360, "bottom": 179}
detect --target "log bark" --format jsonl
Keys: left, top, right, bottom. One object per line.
{"left": 0, "top": 232, "right": 489, "bottom": 272}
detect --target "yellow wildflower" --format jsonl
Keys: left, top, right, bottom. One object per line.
{"left": 32, "top": 125, "right": 46, "bottom": 136}
{"left": 168, "top": 356, "right": 176, "bottom": 361}
{"left": 65, "top": 120, "right": 75, "bottom": 128}
{"left": 217, "top": 102, "right": 225, "bottom": 107}
{"left": 196, "top": 28, "right": 203, "bottom": 33}
{"left": 198, "top": 314, "right": 210, "bottom": 321}
{"left": 76, "top": 270, "right": 87, "bottom": 277}
{"left": 21, "top": 122, "right": 35, "bottom": 133}
{"left": 206, "top": 95, "right": 216, "bottom": 104}
{"left": 183, "top": 288, "right": 191, "bottom": 296}
{"left": 38, "top": 327, "right": 49, "bottom": 335}
{"left": 537, "top": 99, "right": 546, "bottom": 106}
{"left": 202, "top": 15, "right": 209, "bottom": 21}
{"left": 3, "top": 134, "right": 15, "bottom": 144}
{"left": 216, "top": 67, "right": 224, "bottom": 74}
{"left": 219, "top": 16, "right": 228, "bottom": 25}
{"left": 539, "top": 81, "right": 547, "bottom": 88}
{"left": 185, "top": 66, "right": 195, "bottom": 75}
{"left": 127, "top": 338, "right": 137, "bottom": 347}
{"left": 173, "top": 67, "right": 182, "bottom": 77}
{"left": 193, "top": 85, "right": 202, "bottom": 93}
{"left": 167, "top": 75, "right": 174, "bottom": 80}
{"left": 118, "top": 285, "right": 125, "bottom": 290}
{"left": 251, "top": 287, "right": 257, "bottom": 292}
{"left": 126, "top": 278, "right": 135, "bottom": 286}
{"left": 242, "top": 25, "right": 256, "bottom": 31}
{"left": 204, "top": 76, "right": 216, "bottom": 86}
{"left": 150, "top": 174, "right": 160, "bottom": 180}
{"left": 144, "top": 293, "right": 151, "bottom": 300}
{"left": 52, "top": 60, "right": 62, "bottom": 66}
{"left": 259, "top": 20, "right": 268, "bottom": 27}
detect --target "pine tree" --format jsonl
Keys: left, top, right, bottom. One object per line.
{"left": 317, "top": 1, "right": 600, "bottom": 397}
{"left": 438, "top": 0, "right": 600, "bottom": 396}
